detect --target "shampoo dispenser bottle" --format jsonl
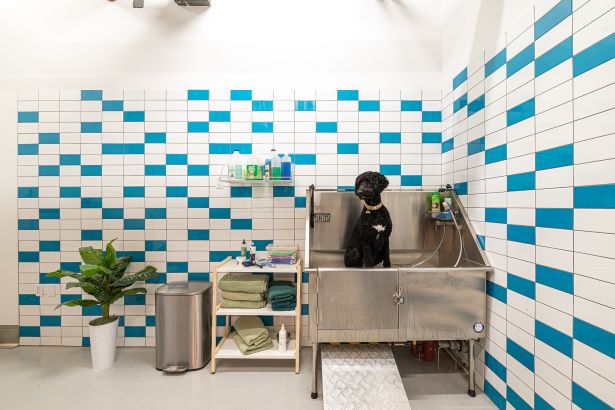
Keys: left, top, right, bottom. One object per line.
{"left": 278, "top": 324, "right": 287, "bottom": 352}
{"left": 263, "top": 151, "right": 272, "bottom": 180}
{"left": 228, "top": 150, "right": 241, "bottom": 179}
{"left": 281, "top": 153, "right": 292, "bottom": 180}
{"left": 270, "top": 149, "right": 281, "bottom": 180}
{"left": 234, "top": 151, "right": 243, "bottom": 180}
{"left": 431, "top": 191, "right": 441, "bottom": 212}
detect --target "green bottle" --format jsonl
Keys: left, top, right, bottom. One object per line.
{"left": 431, "top": 191, "right": 441, "bottom": 212}
{"left": 240, "top": 239, "right": 247, "bottom": 257}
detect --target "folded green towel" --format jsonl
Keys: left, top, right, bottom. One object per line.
{"left": 221, "top": 290, "right": 265, "bottom": 302}
{"left": 220, "top": 298, "right": 266, "bottom": 309}
{"left": 268, "top": 280, "right": 296, "bottom": 301}
{"left": 218, "top": 273, "right": 269, "bottom": 293}
{"left": 270, "top": 294, "right": 294, "bottom": 303}
{"left": 233, "top": 316, "right": 269, "bottom": 346}
{"left": 268, "top": 249, "right": 297, "bottom": 257}
{"left": 271, "top": 298, "right": 296, "bottom": 311}
{"left": 232, "top": 331, "right": 273, "bottom": 355}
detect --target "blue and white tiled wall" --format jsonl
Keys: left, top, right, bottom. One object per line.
{"left": 442, "top": 0, "right": 615, "bottom": 408}
{"left": 17, "top": 88, "right": 442, "bottom": 347}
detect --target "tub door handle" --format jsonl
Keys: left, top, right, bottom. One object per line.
{"left": 393, "top": 287, "right": 404, "bottom": 305}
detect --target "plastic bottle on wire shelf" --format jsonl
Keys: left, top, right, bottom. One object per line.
{"left": 270, "top": 149, "right": 281, "bottom": 180}
{"left": 228, "top": 150, "right": 241, "bottom": 180}
{"left": 234, "top": 152, "right": 243, "bottom": 180}
{"left": 281, "top": 153, "right": 292, "bottom": 180}
{"left": 263, "top": 151, "right": 272, "bottom": 181}
{"left": 246, "top": 154, "right": 262, "bottom": 180}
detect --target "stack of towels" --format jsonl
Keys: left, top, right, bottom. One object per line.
{"left": 231, "top": 316, "right": 273, "bottom": 355}
{"left": 268, "top": 280, "right": 297, "bottom": 311}
{"left": 267, "top": 246, "right": 297, "bottom": 266}
{"left": 219, "top": 273, "right": 269, "bottom": 308}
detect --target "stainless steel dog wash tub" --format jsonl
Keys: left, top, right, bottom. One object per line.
{"left": 305, "top": 188, "right": 493, "bottom": 398}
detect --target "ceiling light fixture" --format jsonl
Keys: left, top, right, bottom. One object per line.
{"left": 131, "top": 0, "right": 211, "bottom": 7}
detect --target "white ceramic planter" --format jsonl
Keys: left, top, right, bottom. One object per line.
{"left": 89, "top": 319, "right": 118, "bottom": 371}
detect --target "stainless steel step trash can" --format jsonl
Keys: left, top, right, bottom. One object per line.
{"left": 155, "top": 281, "right": 212, "bottom": 372}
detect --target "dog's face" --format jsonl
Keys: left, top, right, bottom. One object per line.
{"left": 354, "top": 171, "right": 389, "bottom": 201}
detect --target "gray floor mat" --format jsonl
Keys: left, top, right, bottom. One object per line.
{"left": 322, "top": 344, "right": 411, "bottom": 410}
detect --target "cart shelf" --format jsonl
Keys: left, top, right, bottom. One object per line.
{"left": 216, "top": 338, "right": 297, "bottom": 360}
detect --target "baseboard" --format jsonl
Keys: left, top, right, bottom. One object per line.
{"left": 0, "top": 325, "right": 18, "bottom": 348}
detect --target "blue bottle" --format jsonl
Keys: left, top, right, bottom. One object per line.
{"left": 281, "top": 153, "right": 292, "bottom": 180}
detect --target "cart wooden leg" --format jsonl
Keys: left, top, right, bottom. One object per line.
{"left": 211, "top": 267, "right": 218, "bottom": 374}
{"left": 294, "top": 315, "right": 301, "bottom": 374}
{"left": 295, "top": 265, "right": 302, "bottom": 374}
{"left": 311, "top": 342, "right": 318, "bottom": 399}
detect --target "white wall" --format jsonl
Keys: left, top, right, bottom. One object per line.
{"left": 440, "top": 0, "right": 615, "bottom": 407}
{"left": 1, "top": 0, "right": 447, "bottom": 88}
{"left": 0, "top": 0, "right": 449, "bottom": 326}
{"left": 440, "top": 0, "right": 536, "bottom": 89}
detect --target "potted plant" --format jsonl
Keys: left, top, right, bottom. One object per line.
{"left": 47, "top": 239, "right": 158, "bottom": 371}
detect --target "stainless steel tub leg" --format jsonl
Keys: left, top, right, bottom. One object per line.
{"left": 311, "top": 342, "right": 319, "bottom": 399}
{"left": 468, "top": 339, "right": 476, "bottom": 397}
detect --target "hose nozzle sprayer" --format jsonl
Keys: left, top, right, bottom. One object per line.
{"left": 442, "top": 201, "right": 463, "bottom": 267}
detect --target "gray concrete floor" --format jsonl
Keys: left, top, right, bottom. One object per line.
{"left": 0, "top": 346, "right": 494, "bottom": 410}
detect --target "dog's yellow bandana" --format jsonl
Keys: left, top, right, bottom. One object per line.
{"left": 364, "top": 202, "right": 383, "bottom": 214}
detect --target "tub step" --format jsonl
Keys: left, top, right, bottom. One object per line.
{"left": 322, "top": 343, "right": 411, "bottom": 410}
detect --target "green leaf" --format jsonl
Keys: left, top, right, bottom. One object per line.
{"left": 105, "top": 239, "right": 117, "bottom": 267}
{"left": 112, "top": 256, "right": 131, "bottom": 270}
{"left": 47, "top": 269, "right": 81, "bottom": 280}
{"left": 79, "top": 246, "right": 104, "bottom": 266}
{"left": 110, "top": 266, "right": 158, "bottom": 287}
{"left": 55, "top": 299, "right": 99, "bottom": 310}
{"left": 65, "top": 282, "right": 84, "bottom": 290}
{"left": 110, "top": 256, "right": 132, "bottom": 280}
{"left": 89, "top": 315, "right": 119, "bottom": 327}
{"left": 123, "top": 287, "right": 147, "bottom": 296}
{"left": 82, "top": 283, "right": 108, "bottom": 302}
{"left": 79, "top": 264, "right": 112, "bottom": 277}
{"left": 110, "top": 287, "right": 147, "bottom": 304}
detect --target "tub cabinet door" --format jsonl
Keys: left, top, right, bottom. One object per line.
{"left": 399, "top": 269, "right": 487, "bottom": 341}
{"left": 316, "top": 268, "right": 399, "bottom": 341}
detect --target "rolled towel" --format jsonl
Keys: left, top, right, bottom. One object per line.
{"left": 232, "top": 331, "right": 273, "bottom": 355}
{"left": 220, "top": 299, "right": 266, "bottom": 309}
{"left": 234, "top": 316, "right": 270, "bottom": 346}
{"left": 218, "top": 273, "right": 269, "bottom": 293}
{"left": 221, "top": 290, "right": 265, "bottom": 302}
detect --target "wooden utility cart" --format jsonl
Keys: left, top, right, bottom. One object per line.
{"left": 210, "top": 256, "right": 303, "bottom": 373}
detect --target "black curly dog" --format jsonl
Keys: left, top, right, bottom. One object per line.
{"left": 344, "top": 171, "right": 393, "bottom": 268}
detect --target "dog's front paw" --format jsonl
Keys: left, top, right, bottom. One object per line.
{"left": 344, "top": 248, "right": 363, "bottom": 268}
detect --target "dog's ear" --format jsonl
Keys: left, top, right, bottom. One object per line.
{"left": 374, "top": 172, "right": 389, "bottom": 193}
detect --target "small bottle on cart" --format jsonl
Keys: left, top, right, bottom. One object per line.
{"left": 249, "top": 241, "right": 256, "bottom": 263}
{"left": 278, "top": 324, "right": 287, "bottom": 352}
{"left": 240, "top": 239, "right": 247, "bottom": 258}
